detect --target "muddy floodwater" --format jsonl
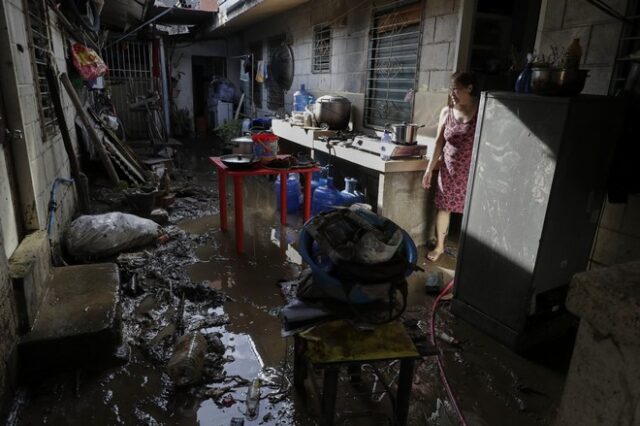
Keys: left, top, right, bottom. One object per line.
{"left": 7, "top": 140, "right": 570, "bottom": 426}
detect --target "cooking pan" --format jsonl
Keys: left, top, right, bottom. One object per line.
{"left": 220, "top": 154, "right": 260, "bottom": 170}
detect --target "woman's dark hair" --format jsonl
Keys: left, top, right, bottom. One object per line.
{"left": 451, "top": 71, "right": 480, "bottom": 98}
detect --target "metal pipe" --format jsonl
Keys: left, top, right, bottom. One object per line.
{"left": 105, "top": 7, "right": 174, "bottom": 49}
{"left": 159, "top": 36, "right": 171, "bottom": 136}
{"left": 47, "top": 177, "right": 74, "bottom": 235}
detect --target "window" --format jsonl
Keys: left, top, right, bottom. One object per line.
{"left": 609, "top": 0, "right": 640, "bottom": 95}
{"left": 312, "top": 23, "right": 332, "bottom": 73}
{"left": 364, "top": 1, "right": 422, "bottom": 128}
{"left": 25, "top": 0, "right": 57, "bottom": 139}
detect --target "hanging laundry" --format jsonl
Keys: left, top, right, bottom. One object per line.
{"left": 256, "top": 60, "right": 266, "bottom": 83}
{"left": 240, "top": 59, "right": 249, "bottom": 82}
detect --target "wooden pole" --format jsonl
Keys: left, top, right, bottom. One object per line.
{"left": 60, "top": 73, "right": 120, "bottom": 185}
{"left": 45, "top": 64, "right": 91, "bottom": 213}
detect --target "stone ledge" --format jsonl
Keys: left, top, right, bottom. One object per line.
{"left": 565, "top": 261, "right": 640, "bottom": 345}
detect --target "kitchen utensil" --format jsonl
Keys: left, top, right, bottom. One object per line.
{"left": 531, "top": 68, "right": 588, "bottom": 96}
{"left": 220, "top": 154, "right": 259, "bottom": 170}
{"left": 311, "top": 95, "right": 351, "bottom": 130}
{"left": 388, "top": 122, "right": 425, "bottom": 145}
{"left": 228, "top": 135, "right": 254, "bottom": 155}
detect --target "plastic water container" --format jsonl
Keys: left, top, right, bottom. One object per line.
{"left": 311, "top": 171, "right": 327, "bottom": 197}
{"left": 312, "top": 176, "right": 342, "bottom": 215}
{"left": 275, "top": 174, "right": 302, "bottom": 213}
{"left": 293, "top": 84, "right": 314, "bottom": 112}
{"left": 340, "top": 177, "right": 365, "bottom": 206}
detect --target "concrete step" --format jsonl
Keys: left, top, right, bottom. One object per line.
{"left": 19, "top": 263, "right": 122, "bottom": 376}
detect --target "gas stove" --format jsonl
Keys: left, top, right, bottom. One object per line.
{"left": 320, "top": 133, "right": 426, "bottom": 159}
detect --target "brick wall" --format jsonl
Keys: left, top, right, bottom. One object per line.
{"left": 0, "top": 225, "right": 17, "bottom": 416}
{"left": 537, "top": 0, "right": 640, "bottom": 267}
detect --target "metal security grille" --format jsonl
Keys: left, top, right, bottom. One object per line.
{"left": 25, "top": 0, "right": 57, "bottom": 139}
{"left": 312, "top": 23, "right": 332, "bottom": 73}
{"left": 365, "top": 0, "right": 422, "bottom": 128}
{"left": 609, "top": 0, "right": 640, "bottom": 95}
{"left": 102, "top": 41, "right": 155, "bottom": 139}
{"left": 267, "top": 36, "right": 286, "bottom": 111}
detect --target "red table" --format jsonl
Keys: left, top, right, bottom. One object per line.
{"left": 209, "top": 156, "right": 320, "bottom": 253}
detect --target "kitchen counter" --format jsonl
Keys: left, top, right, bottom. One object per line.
{"left": 272, "top": 118, "right": 431, "bottom": 245}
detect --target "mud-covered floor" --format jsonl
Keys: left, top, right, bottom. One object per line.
{"left": 7, "top": 138, "right": 572, "bottom": 426}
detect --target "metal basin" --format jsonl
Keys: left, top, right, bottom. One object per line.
{"left": 531, "top": 68, "right": 588, "bottom": 96}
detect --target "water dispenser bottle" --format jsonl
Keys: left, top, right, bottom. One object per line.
{"left": 339, "top": 177, "right": 365, "bottom": 206}
{"left": 293, "top": 84, "right": 313, "bottom": 112}
{"left": 312, "top": 176, "right": 342, "bottom": 215}
{"left": 275, "top": 174, "right": 302, "bottom": 213}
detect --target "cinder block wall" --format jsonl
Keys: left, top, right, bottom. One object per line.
{"left": 537, "top": 0, "right": 640, "bottom": 267}
{"left": 232, "top": 0, "right": 459, "bottom": 144}
{"left": 2, "top": 0, "right": 77, "bottom": 240}
{"left": 0, "top": 0, "right": 78, "bottom": 413}
{"left": 0, "top": 226, "right": 18, "bottom": 416}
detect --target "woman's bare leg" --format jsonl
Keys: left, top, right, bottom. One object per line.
{"left": 427, "top": 209, "right": 450, "bottom": 261}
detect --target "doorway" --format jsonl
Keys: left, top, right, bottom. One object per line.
{"left": 191, "top": 56, "right": 226, "bottom": 134}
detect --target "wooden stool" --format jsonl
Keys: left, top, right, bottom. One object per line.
{"left": 293, "top": 320, "right": 420, "bottom": 426}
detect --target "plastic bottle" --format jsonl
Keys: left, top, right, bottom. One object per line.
{"left": 564, "top": 38, "right": 582, "bottom": 69}
{"left": 245, "top": 377, "right": 261, "bottom": 419}
{"left": 275, "top": 174, "right": 302, "bottom": 213}
{"left": 339, "top": 177, "right": 365, "bottom": 206}
{"left": 312, "top": 176, "right": 342, "bottom": 215}
{"left": 380, "top": 130, "right": 392, "bottom": 161}
{"left": 293, "top": 84, "right": 311, "bottom": 112}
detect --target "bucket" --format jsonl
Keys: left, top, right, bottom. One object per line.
{"left": 252, "top": 133, "right": 278, "bottom": 163}
{"left": 124, "top": 188, "right": 158, "bottom": 217}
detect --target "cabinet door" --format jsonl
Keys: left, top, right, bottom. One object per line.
{"left": 455, "top": 94, "right": 567, "bottom": 331}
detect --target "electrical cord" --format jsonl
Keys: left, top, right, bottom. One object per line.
{"left": 430, "top": 279, "right": 468, "bottom": 426}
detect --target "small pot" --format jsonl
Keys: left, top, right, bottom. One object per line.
{"left": 388, "top": 122, "right": 424, "bottom": 145}
{"left": 227, "top": 135, "right": 254, "bottom": 155}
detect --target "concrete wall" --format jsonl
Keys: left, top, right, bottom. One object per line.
{"left": 536, "top": 0, "right": 640, "bottom": 268}
{"left": 0, "top": 0, "right": 78, "bottom": 412}
{"left": 231, "top": 0, "right": 462, "bottom": 147}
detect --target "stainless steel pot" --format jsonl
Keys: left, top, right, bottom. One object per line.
{"left": 311, "top": 95, "right": 351, "bottom": 130}
{"left": 228, "top": 135, "right": 254, "bottom": 155}
{"left": 388, "top": 122, "right": 424, "bottom": 145}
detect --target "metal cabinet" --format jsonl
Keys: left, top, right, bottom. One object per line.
{"left": 451, "top": 92, "right": 625, "bottom": 349}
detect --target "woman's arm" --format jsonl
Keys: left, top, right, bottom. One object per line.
{"left": 422, "top": 107, "right": 448, "bottom": 189}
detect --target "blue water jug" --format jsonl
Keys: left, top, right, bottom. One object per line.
{"left": 312, "top": 176, "right": 342, "bottom": 215}
{"left": 311, "top": 171, "right": 327, "bottom": 196}
{"left": 293, "top": 84, "right": 314, "bottom": 112}
{"left": 339, "top": 177, "right": 365, "bottom": 206}
{"left": 275, "top": 174, "right": 302, "bottom": 213}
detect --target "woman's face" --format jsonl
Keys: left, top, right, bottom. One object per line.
{"left": 449, "top": 82, "right": 474, "bottom": 106}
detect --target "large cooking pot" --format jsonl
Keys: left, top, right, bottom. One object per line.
{"left": 310, "top": 95, "right": 351, "bottom": 130}
{"left": 228, "top": 135, "right": 254, "bottom": 155}
{"left": 388, "top": 122, "right": 424, "bottom": 145}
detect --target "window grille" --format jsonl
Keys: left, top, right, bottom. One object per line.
{"left": 312, "top": 24, "right": 332, "bottom": 73}
{"left": 609, "top": 0, "right": 640, "bottom": 95}
{"left": 364, "top": 0, "right": 422, "bottom": 128}
{"left": 25, "top": 0, "right": 57, "bottom": 139}
{"left": 267, "top": 37, "right": 286, "bottom": 111}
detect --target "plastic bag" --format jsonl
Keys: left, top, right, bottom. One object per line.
{"left": 65, "top": 212, "right": 160, "bottom": 258}
{"left": 71, "top": 42, "right": 108, "bottom": 81}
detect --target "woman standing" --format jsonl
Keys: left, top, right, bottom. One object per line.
{"left": 422, "top": 72, "right": 480, "bottom": 262}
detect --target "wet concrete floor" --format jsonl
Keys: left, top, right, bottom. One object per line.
{"left": 8, "top": 138, "right": 570, "bottom": 426}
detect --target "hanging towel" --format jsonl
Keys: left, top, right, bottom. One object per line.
{"left": 256, "top": 60, "right": 265, "bottom": 83}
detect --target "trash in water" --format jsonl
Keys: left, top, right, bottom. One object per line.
{"left": 221, "top": 394, "right": 236, "bottom": 407}
{"left": 167, "top": 332, "right": 207, "bottom": 386}
{"left": 425, "top": 270, "right": 444, "bottom": 294}
{"left": 245, "top": 377, "right": 262, "bottom": 419}
{"left": 436, "top": 330, "right": 459, "bottom": 346}
{"left": 230, "top": 417, "right": 245, "bottom": 426}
